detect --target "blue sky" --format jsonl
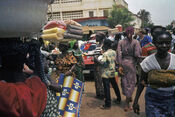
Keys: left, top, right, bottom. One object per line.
{"left": 125, "top": 0, "right": 175, "bottom": 26}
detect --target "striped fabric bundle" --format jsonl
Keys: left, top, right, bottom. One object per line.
{"left": 142, "top": 42, "right": 157, "bottom": 56}
{"left": 56, "top": 74, "right": 84, "bottom": 117}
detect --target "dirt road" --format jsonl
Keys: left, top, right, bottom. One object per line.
{"left": 79, "top": 81, "right": 146, "bottom": 117}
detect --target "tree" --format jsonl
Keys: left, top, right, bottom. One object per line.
{"left": 166, "top": 24, "right": 173, "bottom": 30}
{"left": 137, "top": 9, "right": 153, "bottom": 28}
{"left": 107, "top": 5, "right": 134, "bottom": 29}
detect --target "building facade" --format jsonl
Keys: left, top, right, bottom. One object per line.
{"left": 48, "top": 0, "right": 128, "bottom": 26}
{"left": 48, "top": 0, "right": 141, "bottom": 28}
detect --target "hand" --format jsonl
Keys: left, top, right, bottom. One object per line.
{"left": 65, "top": 70, "right": 72, "bottom": 76}
{"left": 133, "top": 103, "right": 140, "bottom": 115}
{"left": 118, "top": 66, "right": 124, "bottom": 75}
{"left": 23, "top": 64, "right": 34, "bottom": 74}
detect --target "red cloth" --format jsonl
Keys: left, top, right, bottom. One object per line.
{"left": 142, "top": 42, "right": 157, "bottom": 56}
{"left": 0, "top": 76, "right": 47, "bottom": 117}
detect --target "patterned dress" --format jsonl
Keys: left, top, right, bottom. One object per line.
{"left": 117, "top": 38, "right": 141, "bottom": 98}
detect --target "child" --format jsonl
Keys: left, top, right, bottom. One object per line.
{"left": 94, "top": 39, "right": 121, "bottom": 109}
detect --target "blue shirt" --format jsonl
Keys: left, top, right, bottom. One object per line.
{"left": 137, "top": 35, "right": 152, "bottom": 47}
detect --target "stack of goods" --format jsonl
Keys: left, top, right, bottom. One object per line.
{"left": 55, "top": 52, "right": 77, "bottom": 75}
{"left": 56, "top": 74, "right": 84, "bottom": 117}
{"left": 64, "top": 20, "right": 83, "bottom": 40}
{"left": 41, "top": 20, "right": 66, "bottom": 40}
{"left": 142, "top": 42, "right": 157, "bottom": 56}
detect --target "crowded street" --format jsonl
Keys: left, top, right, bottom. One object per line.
{"left": 0, "top": 0, "right": 175, "bottom": 117}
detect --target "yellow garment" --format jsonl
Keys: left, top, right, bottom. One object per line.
{"left": 43, "top": 27, "right": 65, "bottom": 34}
{"left": 148, "top": 70, "right": 175, "bottom": 88}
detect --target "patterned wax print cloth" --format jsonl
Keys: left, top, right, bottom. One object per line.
{"left": 56, "top": 74, "right": 84, "bottom": 117}
{"left": 117, "top": 38, "right": 141, "bottom": 97}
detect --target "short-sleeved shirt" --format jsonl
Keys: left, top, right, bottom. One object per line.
{"left": 101, "top": 49, "right": 116, "bottom": 78}
{"left": 140, "top": 53, "right": 175, "bottom": 73}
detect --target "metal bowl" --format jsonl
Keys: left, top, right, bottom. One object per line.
{"left": 0, "top": 0, "right": 53, "bottom": 38}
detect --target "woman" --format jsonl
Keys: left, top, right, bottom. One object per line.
{"left": 55, "top": 42, "right": 77, "bottom": 78}
{"left": 0, "top": 38, "right": 60, "bottom": 117}
{"left": 117, "top": 26, "right": 142, "bottom": 111}
{"left": 133, "top": 30, "right": 175, "bottom": 117}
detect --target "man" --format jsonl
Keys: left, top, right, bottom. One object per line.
{"left": 93, "top": 32, "right": 105, "bottom": 99}
{"left": 117, "top": 26, "right": 142, "bottom": 111}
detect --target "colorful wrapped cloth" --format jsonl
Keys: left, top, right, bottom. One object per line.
{"left": 145, "top": 87, "right": 175, "bottom": 117}
{"left": 142, "top": 42, "right": 157, "bottom": 56}
{"left": 56, "top": 74, "right": 84, "bottom": 117}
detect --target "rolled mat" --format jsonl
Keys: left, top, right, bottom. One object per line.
{"left": 64, "top": 32, "right": 83, "bottom": 40}
{"left": 148, "top": 70, "right": 175, "bottom": 88}
{"left": 67, "top": 24, "right": 82, "bottom": 30}
{"left": 56, "top": 73, "right": 84, "bottom": 117}
{"left": 41, "top": 33, "right": 63, "bottom": 40}
{"left": 67, "top": 28, "right": 83, "bottom": 36}
{"left": 43, "top": 27, "right": 65, "bottom": 34}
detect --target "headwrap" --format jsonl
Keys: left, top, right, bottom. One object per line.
{"left": 125, "top": 26, "right": 134, "bottom": 36}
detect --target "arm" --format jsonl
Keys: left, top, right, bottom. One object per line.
{"left": 116, "top": 41, "right": 122, "bottom": 66}
{"left": 134, "top": 40, "right": 142, "bottom": 64}
{"left": 94, "top": 55, "right": 105, "bottom": 65}
{"left": 133, "top": 68, "right": 148, "bottom": 114}
{"left": 116, "top": 41, "right": 124, "bottom": 75}
{"left": 65, "top": 64, "right": 76, "bottom": 76}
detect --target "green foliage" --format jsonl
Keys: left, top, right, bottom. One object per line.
{"left": 107, "top": 5, "right": 134, "bottom": 29}
{"left": 137, "top": 9, "right": 153, "bottom": 28}
{"left": 166, "top": 24, "right": 173, "bottom": 30}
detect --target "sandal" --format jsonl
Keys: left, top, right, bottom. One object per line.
{"left": 124, "top": 106, "right": 133, "bottom": 111}
{"left": 124, "top": 106, "right": 129, "bottom": 111}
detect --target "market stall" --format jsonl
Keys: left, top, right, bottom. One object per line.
{"left": 42, "top": 19, "right": 85, "bottom": 117}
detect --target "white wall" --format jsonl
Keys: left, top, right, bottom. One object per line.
{"left": 130, "top": 15, "right": 142, "bottom": 29}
